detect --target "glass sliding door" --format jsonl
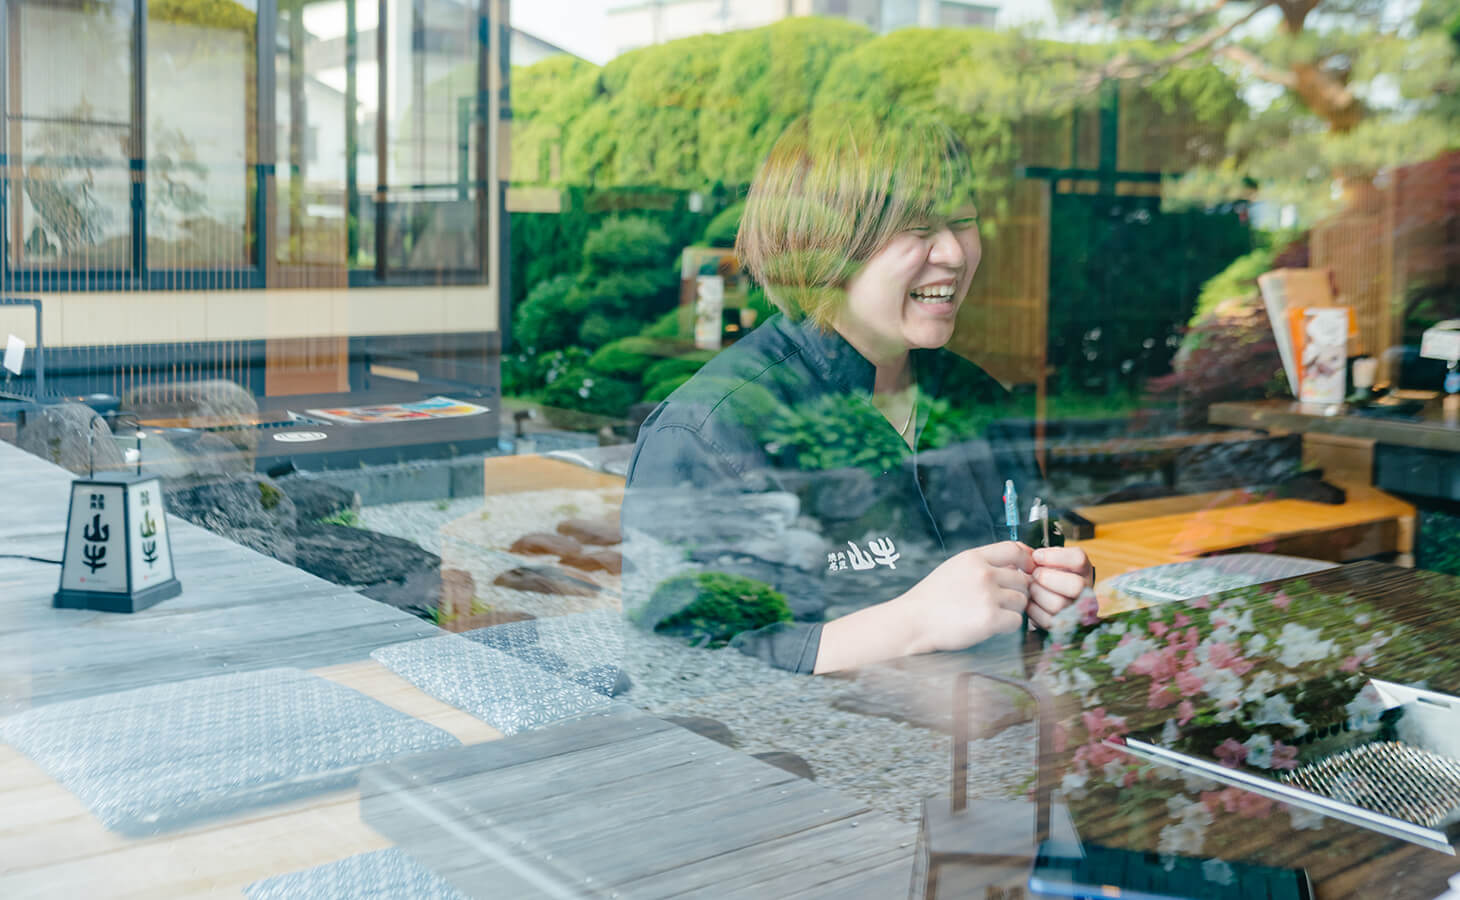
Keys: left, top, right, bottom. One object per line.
{"left": 7, "top": 0, "right": 135, "bottom": 271}
{"left": 145, "top": 0, "right": 258, "bottom": 270}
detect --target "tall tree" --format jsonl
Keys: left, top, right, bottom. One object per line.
{"left": 1046, "top": 0, "right": 1460, "bottom": 213}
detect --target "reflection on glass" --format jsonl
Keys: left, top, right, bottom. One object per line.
{"left": 11, "top": 0, "right": 133, "bottom": 268}
{"left": 146, "top": 0, "right": 256, "bottom": 267}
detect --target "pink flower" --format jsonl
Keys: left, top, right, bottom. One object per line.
{"left": 1190, "top": 596, "right": 1212, "bottom": 610}
{"left": 1340, "top": 655, "right": 1363, "bottom": 673}
{"left": 1077, "top": 592, "right": 1101, "bottom": 627}
{"left": 1147, "top": 679, "right": 1179, "bottom": 709}
{"left": 1271, "top": 742, "right": 1299, "bottom": 771}
{"left": 1177, "top": 700, "right": 1196, "bottom": 726}
{"left": 1173, "top": 612, "right": 1192, "bottom": 628}
{"left": 1175, "top": 669, "right": 1205, "bottom": 697}
{"left": 1081, "top": 708, "right": 1128, "bottom": 742}
{"left": 1149, "top": 620, "right": 1170, "bottom": 638}
{"left": 1271, "top": 591, "right": 1292, "bottom": 610}
{"left": 1214, "top": 738, "right": 1249, "bottom": 768}
{"left": 1201, "top": 787, "right": 1273, "bottom": 818}
{"left": 1130, "top": 648, "right": 1179, "bottom": 681}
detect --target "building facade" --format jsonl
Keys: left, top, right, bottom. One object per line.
{"left": 1, "top": 0, "right": 511, "bottom": 465}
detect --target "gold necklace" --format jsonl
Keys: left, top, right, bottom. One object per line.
{"left": 897, "top": 385, "right": 918, "bottom": 436}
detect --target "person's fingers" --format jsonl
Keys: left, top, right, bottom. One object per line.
{"left": 993, "top": 585, "right": 1029, "bottom": 613}
{"left": 1026, "top": 597, "right": 1058, "bottom": 631}
{"left": 1032, "top": 546, "right": 1093, "bottom": 578}
{"left": 973, "top": 541, "right": 1035, "bottom": 573}
{"left": 1032, "top": 566, "right": 1087, "bottom": 601}
{"left": 989, "top": 606, "right": 1025, "bottom": 635}
{"left": 1028, "top": 582, "right": 1073, "bottom": 619}
{"left": 992, "top": 565, "right": 1032, "bottom": 595}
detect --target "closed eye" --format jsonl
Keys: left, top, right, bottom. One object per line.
{"left": 950, "top": 216, "right": 979, "bottom": 231}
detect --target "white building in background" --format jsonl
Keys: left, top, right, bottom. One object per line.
{"left": 606, "top": 0, "right": 997, "bottom": 56}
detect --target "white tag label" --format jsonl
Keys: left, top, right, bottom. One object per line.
{"left": 3, "top": 334, "right": 23, "bottom": 375}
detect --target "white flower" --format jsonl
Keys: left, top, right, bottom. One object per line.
{"left": 1242, "top": 671, "right": 1279, "bottom": 705}
{"left": 1048, "top": 605, "right": 1080, "bottom": 647}
{"left": 1157, "top": 798, "right": 1213, "bottom": 857}
{"left": 1353, "top": 612, "right": 1371, "bottom": 627}
{"left": 1161, "top": 718, "right": 1181, "bottom": 745}
{"left": 1105, "top": 634, "right": 1158, "bottom": 678}
{"left": 1201, "top": 860, "right": 1236, "bottom": 886}
{"left": 1244, "top": 733, "right": 1275, "bottom": 768}
{"left": 1252, "top": 693, "right": 1310, "bottom": 738}
{"left": 1276, "top": 623, "right": 1338, "bottom": 668}
{"left": 1345, "top": 684, "right": 1387, "bottom": 733}
{"left": 1287, "top": 806, "right": 1327, "bottom": 831}
{"left": 1060, "top": 771, "right": 1089, "bottom": 797}
{"left": 1245, "top": 633, "right": 1270, "bottom": 655}
{"left": 1081, "top": 631, "right": 1100, "bottom": 657}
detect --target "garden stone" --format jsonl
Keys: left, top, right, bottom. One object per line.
{"left": 734, "top": 527, "right": 828, "bottom": 573}
{"left": 137, "top": 429, "right": 251, "bottom": 481}
{"left": 663, "top": 715, "right": 737, "bottom": 748}
{"left": 752, "top": 751, "right": 815, "bottom": 781}
{"left": 279, "top": 476, "right": 360, "bottom": 522}
{"left": 295, "top": 522, "right": 440, "bottom": 588}
{"left": 123, "top": 379, "right": 260, "bottom": 460}
{"left": 493, "top": 565, "right": 601, "bottom": 597}
{"left": 509, "top": 533, "right": 583, "bottom": 557}
{"left": 556, "top": 517, "right": 621, "bottom": 546}
{"left": 643, "top": 491, "right": 800, "bottom": 545}
{"left": 560, "top": 548, "right": 622, "bottom": 574}
{"left": 165, "top": 474, "right": 298, "bottom": 564}
{"left": 18, "top": 402, "right": 126, "bottom": 475}
{"left": 570, "top": 664, "right": 632, "bottom": 697}
{"left": 788, "top": 467, "right": 884, "bottom": 523}
{"left": 360, "top": 567, "right": 475, "bottom": 622}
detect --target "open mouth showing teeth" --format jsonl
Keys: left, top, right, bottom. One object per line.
{"left": 910, "top": 285, "right": 955, "bottom": 303}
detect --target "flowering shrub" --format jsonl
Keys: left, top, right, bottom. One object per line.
{"left": 1036, "top": 579, "right": 1434, "bottom": 855}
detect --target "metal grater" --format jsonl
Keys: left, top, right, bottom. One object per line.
{"left": 1117, "top": 679, "right": 1460, "bottom": 853}
{"left": 1281, "top": 742, "right": 1460, "bottom": 829}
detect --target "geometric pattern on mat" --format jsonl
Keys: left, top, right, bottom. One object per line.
{"left": 245, "top": 848, "right": 468, "bottom": 900}
{"left": 461, "top": 608, "right": 627, "bottom": 698}
{"left": 372, "top": 632, "right": 610, "bottom": 736}
{"left": 0, "top": 668, "right": 459, "bottom": 836}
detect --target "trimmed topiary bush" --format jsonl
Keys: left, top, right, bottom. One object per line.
{"left": 642, "top": 372, "right": 695, "bottom": 404}
{"left": 587, "top": 336, "right": 672, "bottom": 381}
{"left": 540, "top": 366, "right": 639, "bottom": 419}
{"left": 639, "top": 571, "right": 792, "bottom": 648}
{"left": 643, "top": 353, "right": 709, "bottom": 388}
{"left": 514, "top": 274, "right": 580, "bottom": 354}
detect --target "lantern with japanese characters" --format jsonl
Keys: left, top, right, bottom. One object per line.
{"left": 55, "top": 473, "right": 181, "bottom": 613}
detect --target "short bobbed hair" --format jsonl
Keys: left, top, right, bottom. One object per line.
{"left": 736, "top": 115, "right": 977, "bottom": 328}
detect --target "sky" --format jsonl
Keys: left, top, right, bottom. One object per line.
{"left": 511, "top": 1, "right": 1059, "bottom": 65}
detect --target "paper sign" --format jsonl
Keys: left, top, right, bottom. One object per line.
{"left": 4, "top": 334, "right": 22, "bottom": 375}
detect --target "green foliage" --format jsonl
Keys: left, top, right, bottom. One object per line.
{"left": 701, "top": 201, "right": 744, "bottom": 247}
{"left": 319, "top": 508, "right": 361, "bottom": 528}
{"left": 641, "top": 571, "right": 792, "bottom": 648}
{"left": 587, "top": 336, "right": 672, "bottom": 381}
{"left": 641, "top": 307, "right": 693, "bottom": 340}
{"left": 643, "top": 353, "right": 709, "bottom": 388}
{"left": 257, "top": 480, "right": 282, "bottom": 511}
{"left": 502, "top": 346, "right": 590, "bottom": 396}
{"left": 1191, "top": 243, "right": 1278, "bottom": 321}
{"left": 761, "top": 393, "right": 909, "bottom": 474}
{"left": 642, "top": 372, "right": 695, "bottom": 404}
{"left": 582, "top": 216, "right": 673, "bottom": 275}
{"left": 540, "top": 366, "right": 639, "bottom": 418}
{"left": 513, "top": 274, "right": 579, "bottom": 354}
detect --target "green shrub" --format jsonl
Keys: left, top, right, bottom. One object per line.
{"left": 640, "top": 571, "right": 792, "bottom": 648}
{"left": 761, "top": 393, "right": 909, "bottom": 473}
{"left": 701, "top": 201, "right": 744, "bottom": 247}
{"left": 540, "top": 366, "right": 639, "bottom": 418}
{"left": 514, "top": 274, "right": 580, "bottom": 353}
{"left": 642, "top": 372, "right": 695, "bottom": 403}
{"left": 582, "top": 217, "right": 674, "bottom": 276}
{"left": 641, "top": 308, "right": 693, "bottom": 340}
{"left": 587, "top": 336, "right": 671, "bottom": 381}
{"left": 643, "top": 353, "right": 709, "bottom": 387}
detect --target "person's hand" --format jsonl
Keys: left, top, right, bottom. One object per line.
{"left": 1028, "top": 545, "right": 1094, "bottom": 629}
{"left": 894, "top": 541, "right": 1035, "bottom": 654}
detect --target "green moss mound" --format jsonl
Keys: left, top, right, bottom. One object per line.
{"left": 642, "top": 572, "right": 792, "bottom": 648}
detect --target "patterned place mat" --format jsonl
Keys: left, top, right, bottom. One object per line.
{"left": 246, "top": 848, "right": 468, "bottom": 900}
{"left": 372, "top": 633, "right": 610, "bottom": 736}
{"left": 462, "top": 609, "right": 627, "bottom": 698}
{"left": 0, "top": 668, "right": 459, "bottom": 836}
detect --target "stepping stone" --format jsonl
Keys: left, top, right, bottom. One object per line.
{"left": 560, "top": 548, "right": 622, "bottom": 574}
{"left": 556, "top": 517, "right": 621, "bottom": 546}
{"left": 492, "top": 565, "right": 600, "bottom": 597}
{"left": 509, "top": 532, "right": 583, "bottom": 557}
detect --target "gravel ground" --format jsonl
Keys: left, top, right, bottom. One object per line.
{"left": 361, "top": 495, "right": 1035, "bottom": 826}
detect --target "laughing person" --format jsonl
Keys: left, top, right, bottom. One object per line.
{"left": 621, "top": 117, "right": 1093, "bottom": 674}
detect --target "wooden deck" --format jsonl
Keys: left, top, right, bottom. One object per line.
{"left": 0, "top": 441, "right": 913, "bottom": 897}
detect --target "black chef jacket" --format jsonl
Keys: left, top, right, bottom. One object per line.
{"left": 621, "top": 312, "right": 1045, "bottom": 673}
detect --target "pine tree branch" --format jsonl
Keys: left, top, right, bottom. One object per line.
{"left": 1217, "top": 44, "right": 1298, "bottom": 88}
{"left": 1082, "top": 0, "right": 1276, "bottom": 90}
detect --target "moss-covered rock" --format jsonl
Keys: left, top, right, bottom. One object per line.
{"left": 637, "top": 571, "right": 792, "bottom": 648}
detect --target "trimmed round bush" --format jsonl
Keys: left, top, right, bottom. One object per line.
{"left": 541, "top": 366, "right": 639, "bottom": 418}
{"left": 642, "top": 372, "right": 695, "bottom": 404}
{"left": 587, "top": 336, "right": 672, "bottom": 381}
{"left": 639, "top": 572, "right": 792, "bottom": 648}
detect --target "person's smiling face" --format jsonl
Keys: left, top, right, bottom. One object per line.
{"left": 834, "top": 204, "right": 981, "bottom": 366}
